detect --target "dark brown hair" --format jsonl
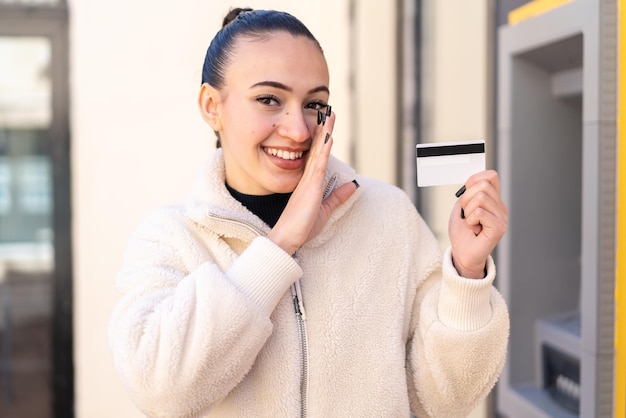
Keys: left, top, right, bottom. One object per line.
{"left": 201, "top": 8, "right": 322, "bottom": 89}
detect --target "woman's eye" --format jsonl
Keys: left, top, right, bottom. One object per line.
{"left": 306, "top": 101, "right": 328, "bottom": 111}
{"left": 256, "top": 95, "right": 280, "bottom": 106}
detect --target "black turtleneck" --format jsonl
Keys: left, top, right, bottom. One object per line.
{"left": 225, "top": 183, "right": 292, "bottom": 228}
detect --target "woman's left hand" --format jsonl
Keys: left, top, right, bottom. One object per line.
{"left": 448, "top": 170, "right": 508, "bottom": 279}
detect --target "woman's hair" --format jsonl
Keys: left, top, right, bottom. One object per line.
{"left": 201, "top": 8, "right": 323, "bottom": 89}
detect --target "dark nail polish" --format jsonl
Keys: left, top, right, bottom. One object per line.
{"left": 461, "top": 208, "right": 465, "bottom": 219}
{"left": 326, "top": 105, "right": 332, "bottom": 117}
{"left": 321, "top": 110, "right": 327, "bottom": 125}
{"left": 455, "top": 184, "right": 466, "bottom": 198}
{"left": 324, "top": 133, "right": 330, "bottom": 144}
{"left": 317, "top": 110, "right": 323, "bottom": 125}
{"left": 352, "top": 179, "right": 360, "bottom": 188}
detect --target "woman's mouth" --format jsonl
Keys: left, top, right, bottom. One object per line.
{"left": 263, "top": 147, "right": 304, "bottom": 160}
{"left": 262, "top": 146, "right": 307, "bottom": 171}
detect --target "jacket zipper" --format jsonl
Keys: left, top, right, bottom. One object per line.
{"left": 207, "top": 213, "right": 310, "bottom": 417}
{"left": 291, "top": 281, "right": 309, "bottom": 418}
{"left": 206, "top": 213, "right": 266, "bottom": 237}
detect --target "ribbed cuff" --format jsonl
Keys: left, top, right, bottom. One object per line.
{"left": 437, "top": 247, "right": 496, "bottom": 331}
{"left": 226, "top": 237, "right": 303, "bottom": 316}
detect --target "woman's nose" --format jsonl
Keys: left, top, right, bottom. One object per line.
{"left": 277, "top": 109, "right": 312, "bottom": 143}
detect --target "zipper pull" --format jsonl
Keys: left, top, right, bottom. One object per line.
{"left": 293, "top": 293, "right": 302, "bottom": 315}
{"left": 291, "top": 282, "right": 307, "bottom": 320}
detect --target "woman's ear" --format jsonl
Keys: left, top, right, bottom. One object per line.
{"left": 198, "top": 83, "right": 223, "bottom": 131}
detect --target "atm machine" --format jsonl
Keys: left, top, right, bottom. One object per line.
{"left": 495, "top": 0, "right": 623, "bottom": 417}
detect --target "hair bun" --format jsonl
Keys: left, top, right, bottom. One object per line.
{"left": 222, "top": 7, "right": 254, "bottom": 27}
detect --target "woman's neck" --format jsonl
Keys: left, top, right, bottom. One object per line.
{"left": 225, "top": 183, "right": 291, "bottom": 228}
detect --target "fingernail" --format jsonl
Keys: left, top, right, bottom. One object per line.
{"left": 324, "top": 133, "right": 330, "bottom": 144}
{"left": 317, "top": 110, "right": 323, "bottom": 125}
{"left": 455, "top": 184, "right": 466, "bottom": 198}
{"left": 352, "top": 179, "right": 360, "bottom": 188}
{"left": 326, "top": 105, "right": 332, "bottom": 117}
{"left": 461, "top": 208, "right": 465, "bottom": 219}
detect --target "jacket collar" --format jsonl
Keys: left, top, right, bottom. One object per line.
{"left": 182, "top": 149, "right": 360, "bottom": 244}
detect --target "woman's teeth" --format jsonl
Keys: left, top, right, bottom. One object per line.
{"left": 264, "top": 147, "right": 303, "bottom": 160}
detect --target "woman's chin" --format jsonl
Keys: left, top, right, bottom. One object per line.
{"left": 268, "top": 176, "right": 301, "bottom": 194}
{"left": 271, "top": 183, "right": 298, "bottom": 194}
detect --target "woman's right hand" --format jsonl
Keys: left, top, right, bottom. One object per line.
{"left": 267, "top": 110, "right": 358, "bottom": 255}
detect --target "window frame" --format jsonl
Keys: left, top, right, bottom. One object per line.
{"left": 0, "top": 3, "right": 73, "bottom": 417}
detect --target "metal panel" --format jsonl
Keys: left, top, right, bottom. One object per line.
{"left": 496, "top": 0, "right": 617, "bottom": 416}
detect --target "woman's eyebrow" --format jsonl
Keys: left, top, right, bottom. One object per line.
{"left": 250, "top": 81, "right": 329, "bottom": 94}
{"left": 308, "top": 85, "right": 330, "bottom": 94}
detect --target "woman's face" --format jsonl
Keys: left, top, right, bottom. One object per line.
{"left": 210, "top": 32, "right": 330, "bottom": 195}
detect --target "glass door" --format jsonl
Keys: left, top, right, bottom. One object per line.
{"left": 0, "top": 35, "right": 55, "bottom": 418}
{"left": 0, "top": 2, "right": 72, "bottom": 417}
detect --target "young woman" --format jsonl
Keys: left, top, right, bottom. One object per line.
{"left": 109, "top": 8, "right": 509, "bottom": 418}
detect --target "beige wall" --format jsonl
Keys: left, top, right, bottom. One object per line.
{"left": 420, "top": 0, "right": 491, "bottom": 247}
{"left": 420, "top": 1, "right": 492, "bottom": 417}
{"left": 352, "top": 0, "right": 398, "bottom": 183}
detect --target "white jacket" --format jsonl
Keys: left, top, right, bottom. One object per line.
{"left": 108, "top": 150, "right": 509, "bottom": 418}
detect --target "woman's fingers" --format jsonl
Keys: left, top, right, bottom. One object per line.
{"left": 321, "top": 179, "right": 358, "bottom": 214}
{"left": 268, "top": 109, "right": 339, "bottom": 255}
{"left": 295, "top": 111, "right": 334, "bottom": 190}
{"left": 449, "top": 170, "right": 508, "bottom": 278}
{"left": 458, "top": 171, "right": 507, "bottom": 229}
{"left": 460, "top": 189, "right": 507, "bottom": 230}
{"left": 461, "top": 201, "right": 507, "bottom": 240}
{"left": 464, "top": 169, "right": 501, "bottom": 194}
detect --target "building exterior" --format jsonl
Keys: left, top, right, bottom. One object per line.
{"left": 10, "top": 1, "right": 623, "bottom": 418}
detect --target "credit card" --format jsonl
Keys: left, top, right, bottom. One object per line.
{"left": 416, "top": 140, "right": 485, "bottom": 187}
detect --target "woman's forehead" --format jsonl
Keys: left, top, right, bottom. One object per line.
{"left": 225, "top": 32, "right": 329, "bottom": 89}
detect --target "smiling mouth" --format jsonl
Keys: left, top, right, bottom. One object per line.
{"left": 263, "top": 147, "right": 305, "bottom": 160}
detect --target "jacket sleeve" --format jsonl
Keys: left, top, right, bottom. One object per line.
{"left": 108, "top": 208, "right": 302, "bottom": 418}
{"left": 407, "top": 237, "right": 510, "bottom": 417}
